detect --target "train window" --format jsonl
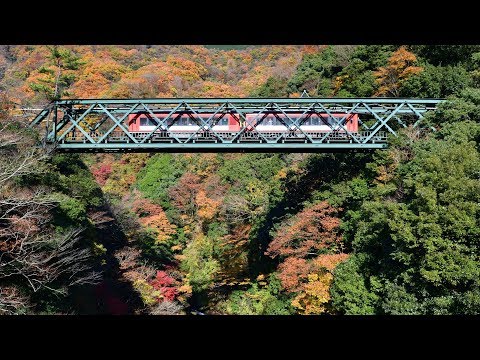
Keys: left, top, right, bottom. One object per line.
{"left": 195, "top": 115, "right": 221, "bottom": 126}
{"left": 328, "top": 116, "right": 342, "bottom": 127}
{"left": 215, "top": 116, "right": 229, "bottom": 126}
{"left": 310, "top": 115, "right": 335, "bottom": 126}
{"left": 302, "top": 115, "right": 347, "bottom": 126}
{"left": 140, "top": 117, "right": 157, "bottom": 126}
{"left": 199, "top": 115, "right": 227, "bottom": 126}
{"left": 321, "top": 116, "right": 331, "bottom": 126}
{"left": 176, "top": 115, "right": 194, "bottom": 126}
{"left": 329, "top": 116, "right": 342, "bottom": 127}
{"left": 262, "top": 115, "right": 287, "bottom": 126}
{"left": 306, "top": 116, "right": 318, "bottom": 126}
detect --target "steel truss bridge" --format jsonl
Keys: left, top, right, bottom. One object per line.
{"left": 29, "top": 98, "right": 444, "bottom": 152}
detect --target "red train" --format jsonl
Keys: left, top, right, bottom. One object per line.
{"left": 128, "top": 112, "right": 359, "bottom": 135}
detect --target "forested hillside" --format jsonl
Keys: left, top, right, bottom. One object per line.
{"left": 1, "top": 45, "right": 479, "bottom": 315}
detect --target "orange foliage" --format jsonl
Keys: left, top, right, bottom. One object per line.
{"left": 196, "top": 190, "right": 221, "bottom": 222}
{"left": 267, "top": 201, "right": 347, "bottom": 314}
{"left": 301, "top": 45, "right": 324, "bottom": 55}
{"left": 168, "top": 172, "right": 201, "bottom": 219}
{"left": 374, "top": 46, "right": 423, "bottom": 97}
{"left": 313, "top": 253, "right": 349, "bottom": 271}
{"left": 166, "top": 56, "right": 207, "bottom": 81}
{"left": 4, "top": 45, "right": 304, "bottom": 104}
{"left": 277, "top": 257, "right": 310, "bottom": 293}
{"left": 131, "top": 196, "right": 176, "bottom": 244}
{"left": 266, "top": 201, "right": 343, "bottom": 259}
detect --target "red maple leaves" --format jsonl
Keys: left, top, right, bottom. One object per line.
{"left": 150, "top": 270, "right": 178, "bottom": 302}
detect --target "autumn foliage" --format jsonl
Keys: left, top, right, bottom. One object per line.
{"left": 91, "top": 163, "right": 112, "bottom": 186}
{"left": 131, "top": 195, "right": 177, "bottom": 244}
{"left": 2, "top": 44, "right": 479, "bottom": 315}
{"left": 277, "top": 257, "right": 310, "bottom": 292}
{"left": 374, "top": 46, "right": 423, "bottom": 96}
{"left": 168, "top": 172, "right": 201, "bottom": 219}
{"left": 266, "top": 201, "right": 348, "bottom": 314}
{"left": 266, "top": 201, "right": 343, "bottom": 259}
{"left": 150, "top": 270, "right": 178, "bottom": 302}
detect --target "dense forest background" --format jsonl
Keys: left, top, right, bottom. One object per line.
{"left": 0, "top": 45, "right": 479, "bottom": 315}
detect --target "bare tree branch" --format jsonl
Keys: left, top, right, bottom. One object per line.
{"left": 149, "top": 300, "right": 184, "bottom": 315}
{"left": 0, "top": 286, "right": 30, "bottom": 315}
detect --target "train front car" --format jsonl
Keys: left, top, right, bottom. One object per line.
{"left": 127, "top": 112, "right": 241, "bottom": 141}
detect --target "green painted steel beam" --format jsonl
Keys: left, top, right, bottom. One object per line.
{"left": 59, "top": 108, "right": 437, "bottom": 114}
{"left": 29, "top": 106, "right": 52, "bottom": 126}
{"left": 55, "top": 143, "right": 387, "bottom": 151}
{"left": 54, "top": 98, "right": 445, "bottom": 105}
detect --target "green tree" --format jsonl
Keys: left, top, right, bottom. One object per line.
{"left": 136, "top": 154, "right": 185, "bottom": 211}
{"left": 181, "top": 235, "right": 220, "bottom": 293}
{"left": 251, "top": 76, "right": 290, "bottom": 97}
{"left": 330, "top": 256, "right": 379, "bottom": 314}
{"left": 400, "top": 64, "right": 472, "bottom": 98}
{"left": 333, "top": 58, "right": 376, "bottom": 97}
{"left": 222, "top": 274, "right": 294, "bottom": 315}
{"left": 409, "top": 45, "right": 480, "bottom": 67}
{"left": 287, "top": 46, "right": 339, "bottom": 96}
{"left": 29, "top": 46, "right": 83, "bottom": 101}
{"left": 331, "top": 92, "right": 480, "bottom": 314}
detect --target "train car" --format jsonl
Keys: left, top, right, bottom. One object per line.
{"left": 127, "top": 112, "right": 359, "bottom": 140}
{"left": 128, "top": 113, "right": 241, "bottom": 136}
{"left": 244, "top": 113, "right": 359, "bottom": 133}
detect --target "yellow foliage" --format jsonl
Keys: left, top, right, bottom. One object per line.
{"left": 333, "top": 74, "right": 349, "bottom": 95}
{"left": 183, "top": 225, "right": 192, "bottom": 235}
{"left": 184, "top": 154, "right": 221, "bottom": 177}
{"left": 140, "top": 211, "right": 177, "bottom": 244}
{"left": 174, "top": 254, "right": 187, "bottom": 262}
{"left": 178, "top": 283, "right": 193, "bottom": 295}
{"left": 291, "top": 271, "right": 333, "bottom": 314}
{"left": 275, "top": 168, "right": 288, "bottom": 180}
{"left": 133, "top": 279, "right": 161, "bottom": 306}
{"left": 292, "top": 254, "right": 349, "bottom": 314}
{"left": 92, "top": 242, "right": 107, "bottom": 256}
{"left": 171, "top": 244, "right": 183, "bottom": 252}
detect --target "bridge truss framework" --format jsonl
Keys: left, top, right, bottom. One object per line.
{"left": 29, "top": 98, "right": 444, "bottom": 152}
